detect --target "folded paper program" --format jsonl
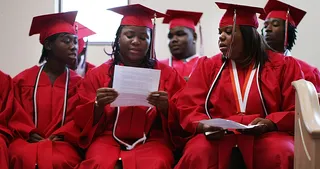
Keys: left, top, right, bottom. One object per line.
{"left": 199, "top": 118, "right": 258, "bottom": 129}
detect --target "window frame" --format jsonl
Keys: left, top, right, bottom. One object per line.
{"left": 58, "top": 0, "right": 130, "bottom": 45}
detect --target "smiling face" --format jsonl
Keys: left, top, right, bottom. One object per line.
{"left": 118, "top": 25, "right": 151, "bottom": 66}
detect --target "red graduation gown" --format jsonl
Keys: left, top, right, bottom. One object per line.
{"left": 74, "top": 60, "right": 185, "bottom": 169}
{"left": 295, "top": 58, "right": 320, "bottom": 92}
{"left": 0, "top": 71, "right": 15, "bottom": 169}
{"left": 8, "top": 65, "right": 82, "bottom": 169}
{"left": 160, "top": 56, "right": 199, "bottom": 79}
{"left": 85, "top": 61, "right": 95, "bottom": 75}
{"left": 174, "top": 51, "right": 303, "bottom": 169}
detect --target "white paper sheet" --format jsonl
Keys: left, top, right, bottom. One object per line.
{"left": 199, "top": 118, "right": 258, "bottom": 129}
{"left": 111, "top": 65, "right": 161, "bottom": 107}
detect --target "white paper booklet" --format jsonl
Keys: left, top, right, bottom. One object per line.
{"left": 111, "top": 65, "right": 161, "bottom": 107}
{"left": 199, "top": 118, "right": 258, "bottom": 129}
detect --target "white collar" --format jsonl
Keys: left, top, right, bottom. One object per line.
{"left": 284, "top": 49, "right": 292, "bottom": 56}
{"left": 184, "top": 54, "right": 198, "bottom": 62}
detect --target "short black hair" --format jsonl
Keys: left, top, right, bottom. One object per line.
{"left": 260, "top": 21, "right": 297, "bottom": 51}
{"left": 286, "top": 23, "right": 297, "bottom": 51}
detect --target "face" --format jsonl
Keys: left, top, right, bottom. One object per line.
{"left": 168, "top": 26, "right": 195, "bottom": 59}
{"left": 119, "top": 26, "right": 151, "bottom": 65}
{"left": 47, "top": 33, "right": 78, "bottom": 69}
{"left": 218, "top": 25, "right": 244, "bottom": 60}
{"left": 263, "top": 18, "right": 285, "bottom": 51}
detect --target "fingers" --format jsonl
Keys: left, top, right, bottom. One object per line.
{"left": 28, "top": 138, "right": 40, "bottom": 143}
{"left": 203, "top": 124, "right": 223, "bottom": 132}
{"left": 32, "top": 134, "right": 44, "bottom": 140}
{"left": 204, "top": 131, "right": 220, "bottom": 136}
{"left": 237, "top": 128, "right": 255, "bottom": 135}
{"left": 147, "top": 91, "right": 168, "bottom": 102}
{"left": 51, "top": 136, "right": 64, "bottom": 142}
{"left": 96, "top": 88, "right": 119, "bottom": 107}
{"left": 147, "top": 92, "right": 167, "bottom": 99}
{"left": 258, "top": 119, "right": 277, "bottom": 132}
{"left": 29, "top": 134, "right": 44, "bottom": 143}
{"left": 249, "top": 117, "right": 263, "bottom": 125}
{"left": 207, "top": 125, "right": 224, "bottom": 131}
{"left": 98, "top": 96, "right": 117, "bottom": 104}
{"left": 147, "top": 96, "right": 168, "bottom": 104}
{"left": 196, "top": 123, "right": 205, "bottom": 133}
{"left": 147, "top": 98, "right": 168, "bottom": 107}
{"left": 48, "top": 135, "right": 55, "bottom": 140}
{"left": 97, "top": 87, "right": 116, "bottom": 93}
{"left": 237, "top": 124, "right": 267, "bottom": 135}
{"left": 147, "top": 91, "right": 168, "bottom": 108}
{"left": 205, "top": 130, "right": 225, "bottom": 140}
{"left": 149, "top": 91, "right": 168, "bottom": 95}
{"left": 96, "top": 88, "right": 118, "bottom": 99}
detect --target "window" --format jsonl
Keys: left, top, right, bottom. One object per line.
{"left": 60, "top": 0, "right": 128, "bottom": 44}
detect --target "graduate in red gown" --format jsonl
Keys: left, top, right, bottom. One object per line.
{"left": 74, "top": 4, "right": 185, "bottom": 169}
{"left": 160, "top": 10, "right": 203, "bottom": 81}
{"left": 74, "top": 22, "right": 96, "bottom": 77}
{"left": 8, "top": 11, "right": 82, "bottom": 169}
{"left": 0, "top": 71, "right": 15, "bottom": 169}
{"left": 174, "top": 2, "right": 303, "bottom": 169}
{"left": 260, "top": 0, "right": 320, "bottom": 92}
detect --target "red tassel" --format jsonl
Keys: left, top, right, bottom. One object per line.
{"left": 150, "top": 13, "right": 157, "bottom": 60}
{"left": 199, "top": 21, "right": 204, "bottom": 56}
{"left": 226, "top": 9, "right": 237, "bottom": 59}
{"left": 284, "top": 9, "right": 290, "bottom": 50}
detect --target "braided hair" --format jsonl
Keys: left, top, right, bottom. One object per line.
{"left": 286, "top": 23, "right": 297, "bottom": 51}
{"left": 107, "top": 26, "right": 156, "bottom": 87}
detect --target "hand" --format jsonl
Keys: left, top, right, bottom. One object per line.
{"left": 28, "top": 133, "right": 44, "bottom": 143}
{"left": 48, "top": 135, "right": 64, "bottom": 142}
{"left": 237, "top": 118, "right": 277, "bottom": 135}
{"left": 95, "top": 88, "right": 119, "bottom": 108}
{"left": 147, "top": 91, "right": 169, "bottom": 116}
{"left": 197, "top": 123, "right": 225, "bottom": 140}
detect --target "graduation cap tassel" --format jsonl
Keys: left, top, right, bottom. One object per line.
{"left": 168, "top": 13, "right": 172, "bottom": 67}
{"left": 284, "top": 9, "right": 290, "bottom": 51}
{"left": 225, "top": 9, "right": 237, "bottom": 59}
{"left": 150, "top": 13, "right": 157, "bottom": 60}
{"left": 168, "top": 14, "right": 172, "bottom": 67}
{"left": 199, "top": 21, "right": 204, "bottom": 56}
{"left": 81, "top": 39, "right": 89, "bottom": 68}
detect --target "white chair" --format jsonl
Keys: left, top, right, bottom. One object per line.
{"left": 292, "top": 79, "right": 320, "bottom": 169}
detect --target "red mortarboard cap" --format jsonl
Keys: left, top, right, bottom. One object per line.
{"left": 74, "top": 22, "right": 96, "bottom": 54}
{"left": 162, "top": 9, "right": 203, "bottom": 31}
{"left": 29, "top": 11, "right": 77, "bottom": 44}
{"left": 78, "top": 38, "right": 85, "bottom": 55}
{"left": 108, "top": 4, "right": 166, "bottom": 29}
{"left": 216, "top": 2, "right": 264, "bottom": 28}
{"left": 259, "top": 0, "right": 306, "bottom": 27}
{"left": 75, "top": 22, "right": 96, "bottom": 39}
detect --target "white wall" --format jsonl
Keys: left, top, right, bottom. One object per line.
{"left": 0, "top": 0, "right": 56, "bottom": 76}
{"left": 1, "top": 0, "right": 319, "bottom": 77}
